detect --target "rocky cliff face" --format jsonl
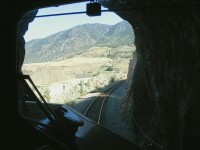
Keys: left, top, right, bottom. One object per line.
{"left": 101, "top": 0, "right": 200, "bottom": 149}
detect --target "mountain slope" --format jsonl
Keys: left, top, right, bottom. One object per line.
{"left": 24, "top": 20, "right": 135, "bottom": 63}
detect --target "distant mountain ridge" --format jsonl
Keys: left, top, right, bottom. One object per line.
{"left": 24, "top": 20, "right": 135, "bottom": 63}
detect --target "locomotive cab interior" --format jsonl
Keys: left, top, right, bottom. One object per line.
{"left": 2, "top": 0, "right": 200, "bottom": 150}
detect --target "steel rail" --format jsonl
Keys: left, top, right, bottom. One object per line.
{"left": 97, "top": 82, "right": 123, "bottom": 124}
{"left": 84, "top": 81, "right": 124, "bottom": 124}
{"left": 83, "top": 96, "right": 98, "bottom": 116}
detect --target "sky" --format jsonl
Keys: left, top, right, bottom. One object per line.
{"left": 24, "top": 2, "right": 123, "bottom": 42}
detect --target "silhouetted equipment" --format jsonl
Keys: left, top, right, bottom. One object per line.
{"left": 54, "top": 105, "right": 84, "bottom": 139}
{"left": 86, "top": 1, "right": 101, "bottom": 16}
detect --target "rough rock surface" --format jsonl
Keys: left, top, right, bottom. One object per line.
{"left": 101, "top": 1, "right": 200, "bottom": 150}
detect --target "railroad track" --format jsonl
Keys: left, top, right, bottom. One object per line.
{"left": 83, "top": 80, "right": 124, "bottom": 125}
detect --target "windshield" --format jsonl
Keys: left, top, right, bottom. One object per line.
{"left": 18, "top": 1, "right": 136, "bottom": 144}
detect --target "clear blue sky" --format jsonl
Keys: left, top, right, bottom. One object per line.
{"left": 24, "top": 2, "right": 123, "bottom": 42}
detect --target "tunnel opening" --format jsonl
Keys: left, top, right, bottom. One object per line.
{"left": 17, "top": 1, "right": 137, "bottom": 144}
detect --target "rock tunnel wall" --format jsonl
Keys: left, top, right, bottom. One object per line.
{"left": 17, "top": 10, "right": 38, "bottom": 72}
{"left": 101, "top": 0, "right": 200, "bottom": 150}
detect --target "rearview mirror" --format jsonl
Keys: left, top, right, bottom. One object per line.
{"left": 86, "top": 2, "right": 101, "bottom": 16}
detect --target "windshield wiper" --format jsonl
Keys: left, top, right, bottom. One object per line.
{"left": 19, "top": 74, "right": 57, "bottom": 123}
